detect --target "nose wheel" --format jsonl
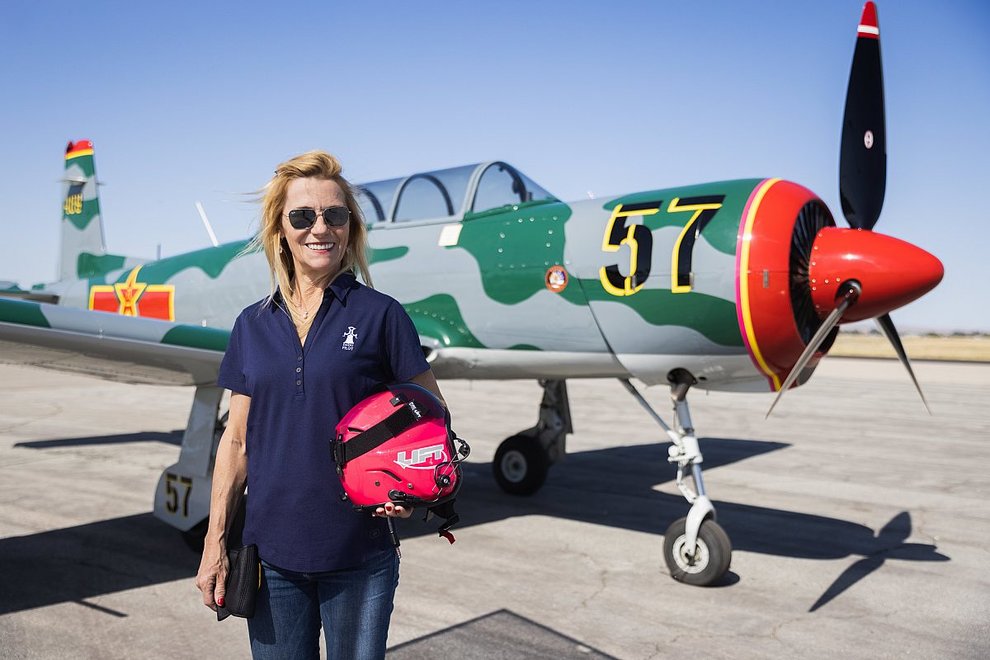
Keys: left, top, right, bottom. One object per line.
{"left": 662, "top": 517, "right": 732, "bottom": 586}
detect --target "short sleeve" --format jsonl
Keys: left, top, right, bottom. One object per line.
{"left": 384, "top": 299, "right": 430, "bottom": 383}
{"left": 217, "top": 313, "right": 249, "bottom": 395}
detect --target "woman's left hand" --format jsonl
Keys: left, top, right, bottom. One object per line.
{"left": 373, "top": 502, "right": 413, "bottom": 518}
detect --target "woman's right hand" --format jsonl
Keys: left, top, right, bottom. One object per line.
{"left": 195, "top": 540, "right": 229, "bottom": 612}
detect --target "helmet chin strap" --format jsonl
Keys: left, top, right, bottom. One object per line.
{"left": 425, "top": 499, "right": 460, "bottom": 544}
{"left": 332, "top": 400, "right": 424, "bottom": 471}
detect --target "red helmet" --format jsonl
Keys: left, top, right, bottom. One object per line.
{"left": 333, "top": 383, "right": 469, "bottom": 514}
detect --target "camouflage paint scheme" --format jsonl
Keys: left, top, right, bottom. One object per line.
{"left": 4, "top": 145, "right": 823, "bottom": 395}
{"left": 0, "top": 142, "right": 839, "bottom": 536}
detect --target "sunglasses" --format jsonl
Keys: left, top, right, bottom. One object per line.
{"left": 286, "top": 206, "right": 350, "bottom": 230}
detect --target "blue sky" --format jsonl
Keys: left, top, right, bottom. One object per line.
{"left": 1, "top": 1, "right": 987, "bottom": 332}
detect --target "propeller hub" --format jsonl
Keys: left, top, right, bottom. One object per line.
{"left": 808, "top": 227, "right": 943, "bottom": 322}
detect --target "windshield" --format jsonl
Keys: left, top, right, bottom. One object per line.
{"left": 356, "top": 178, "right": 400, "bottom": 224}
{"left": 471, "top": 162, "right": 557, "bottom": 214}
{"left": 356, "top": 162, "right": 556, "bottom": 224}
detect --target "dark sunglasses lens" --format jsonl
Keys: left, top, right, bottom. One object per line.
{"left": 323, "top": 207, "right": 350, "bottom": 226}
{"left": 288, "top": 209, "right": 317, "bottom": 229}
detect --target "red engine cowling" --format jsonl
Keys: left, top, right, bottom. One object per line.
{"left": 735, "top": 178, "right": 942, "bottom": 392}
{"left": 736, "top": 179, "right": 837, "bottom": 392}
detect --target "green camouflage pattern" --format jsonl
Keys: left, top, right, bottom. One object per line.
{"left": 5, "top": 150, "right": 781, "bottom": 392}
{"left": 0, "top": 147, "right": 851, "bottom": 540}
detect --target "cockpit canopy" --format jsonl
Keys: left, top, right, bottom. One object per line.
{"left": 355, "top": 161, "right": 557, "bottom": 224}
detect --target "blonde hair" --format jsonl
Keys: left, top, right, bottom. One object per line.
{"left": 249, "top": 150, "right": 373, "bottom": 321}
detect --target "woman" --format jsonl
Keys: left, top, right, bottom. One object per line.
{"left": 195, "top": 150, "right": 444, "bottom": 659}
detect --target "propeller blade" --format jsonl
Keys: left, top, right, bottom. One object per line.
{"left": 767, "top": 284, "right": 860, "bottom": 418}
{"left": 874, "top": 313, "right": 932, "bottom": 414}
{"left": 839, "top": 1, "right": 886, "bottom": 230}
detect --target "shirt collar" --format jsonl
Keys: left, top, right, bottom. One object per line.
{"left": 269, "top": 270, "right": 357, "bottom": 312}
{"left": 327, "top": 271, "right": 357, "bottom": 304}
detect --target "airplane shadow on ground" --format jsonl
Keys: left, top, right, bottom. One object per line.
{"left": 14, "top": 430, "right": 183, "bottom": 449}
{"left": 2, "top": 435, "right": 948, "bottom": 615}
{"left": 396, "top": 437, "right": 950, "bottom": 611}
{"left": 0, "top": 512, "right": 197, "bottom": 616}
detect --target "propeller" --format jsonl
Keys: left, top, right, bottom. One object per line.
{"left": 768, "top": 2, "right": 943, "bottom": 415}
{"left": 767, "top": 283, "right": 859, "bottom": 418}
{"left": 839, "top": 1, "right": 886, "bottom": 231}
{"left": 874, "top": 313, "right": 931, "bottom": 414}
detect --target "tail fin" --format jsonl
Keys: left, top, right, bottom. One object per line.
{"left": 61, "top": 140, "right": 131, "bottom": 280}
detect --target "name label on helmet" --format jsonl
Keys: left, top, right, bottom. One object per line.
{"left": 395, "top": 444, "right": 447, "bottom": 470}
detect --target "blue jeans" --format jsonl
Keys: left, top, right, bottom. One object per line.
{"left": 247, "top": 549, "right": 400, "bottom": 660}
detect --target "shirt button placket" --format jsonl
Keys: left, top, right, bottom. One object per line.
{"left": 295, "top": 355, "right": 303, "bottom": 392}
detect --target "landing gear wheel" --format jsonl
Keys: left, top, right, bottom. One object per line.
{"left": 663, "top": 517, "right": 732, "bottom": 586}
{"left": 493, "top": 435, "right": 549, "bottom": 495}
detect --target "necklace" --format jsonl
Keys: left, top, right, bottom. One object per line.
{"left": 292, "top": 291, "right": 322, "bottom": 320}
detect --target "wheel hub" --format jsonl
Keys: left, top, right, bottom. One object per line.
{"left": 500, "top": 449, "right": 528, "bottom": 483}
{"left": 670, "top": 535, "right": 710, "bottom": 574}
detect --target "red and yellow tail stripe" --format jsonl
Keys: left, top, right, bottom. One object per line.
{"left": 65, "top": 140, "right": 94, "bottom": 160}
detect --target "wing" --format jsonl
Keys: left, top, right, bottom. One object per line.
{"left": 0, "top": 298, "right": 227, "bottom": 386}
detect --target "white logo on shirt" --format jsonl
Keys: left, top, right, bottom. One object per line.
{"left": 342, "top": 326, "right": 358, "bottom": 351}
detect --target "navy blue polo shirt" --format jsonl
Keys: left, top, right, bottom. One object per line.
{"left": 217, "top": 272, "right": 430, "bottom": 572}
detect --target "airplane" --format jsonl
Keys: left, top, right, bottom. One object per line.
{"left": 0, "top": 2, "right": 942, "bottom": 586}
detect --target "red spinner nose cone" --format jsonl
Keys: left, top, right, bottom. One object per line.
{"left": 808, "top": 228, "right": 943, "bottom": 322}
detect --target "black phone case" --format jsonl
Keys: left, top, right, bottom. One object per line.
{"left": 216, "top": 543, "right": 259, "bottom": 621}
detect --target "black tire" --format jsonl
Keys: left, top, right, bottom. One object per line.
{"left": 492, "top": 435, "right": 549, "bottom": 495}
{"left": 662, "top": 517, "right": 732, "bottom": 586}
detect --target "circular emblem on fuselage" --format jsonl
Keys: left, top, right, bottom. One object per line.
{"left": 864, "top": 130, "right": 874, "bottom": 149}
{"left": 545, "top": 265, "right": 569, "bottom": 293}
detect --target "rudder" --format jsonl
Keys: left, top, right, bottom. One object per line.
{"left": 60, "top": 140, "right": 129, "bottom": 279}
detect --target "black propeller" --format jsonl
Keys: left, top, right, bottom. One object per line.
{"left": 874, "top": 313, "right": 931, "bottom": 413}
{"left": 769, "top": 2, "right": 934, "bottom": 415}
{"left": 839, "top": 1, "right": 886, "bottom": 231}
{"left": 767, "top": 284, "right": 860, "bottom": 418}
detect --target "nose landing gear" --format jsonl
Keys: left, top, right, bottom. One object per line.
{"left": 621, "top": 371, "right": 732, "bottom": 586}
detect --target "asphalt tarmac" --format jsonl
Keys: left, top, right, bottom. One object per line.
{"left": 0, "top": 358, "right": 987, "bottom": 659}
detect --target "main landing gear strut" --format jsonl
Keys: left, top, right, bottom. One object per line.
{"left": 492, "top": 379, "right": 571, "bottom": 495}
{"left": 492, "top": 374, "right": 731, "bottom": 586}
